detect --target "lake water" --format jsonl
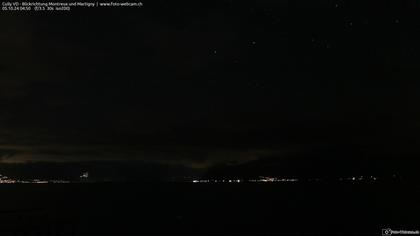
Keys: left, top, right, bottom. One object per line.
{"left": 0, "top": 182, "right": 418, "bottom": 235}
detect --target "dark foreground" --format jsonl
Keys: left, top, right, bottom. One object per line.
{"left": 0, "top": 182, "right": 419, "bottom": 236}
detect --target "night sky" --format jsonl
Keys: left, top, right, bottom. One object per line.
{"left": 1, "top": 0, "right": 420, "bottom": 179}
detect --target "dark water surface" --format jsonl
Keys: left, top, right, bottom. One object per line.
{"left": 0, "top": 182, "right": 419, "bottom": 235}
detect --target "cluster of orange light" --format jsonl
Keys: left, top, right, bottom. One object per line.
{"left": 0, "top": 174, "right": 69, "bottom": 184}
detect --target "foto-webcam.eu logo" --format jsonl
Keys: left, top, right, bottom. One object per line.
{"left": 382, "top": 228, "right": 420, "bottom": 235}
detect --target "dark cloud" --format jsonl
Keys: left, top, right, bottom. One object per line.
{"left": 0, "top": 144, "right": 285, "bottom": 169}
{"left": 0, "top": 148, "right": 19, "bottom": 161}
